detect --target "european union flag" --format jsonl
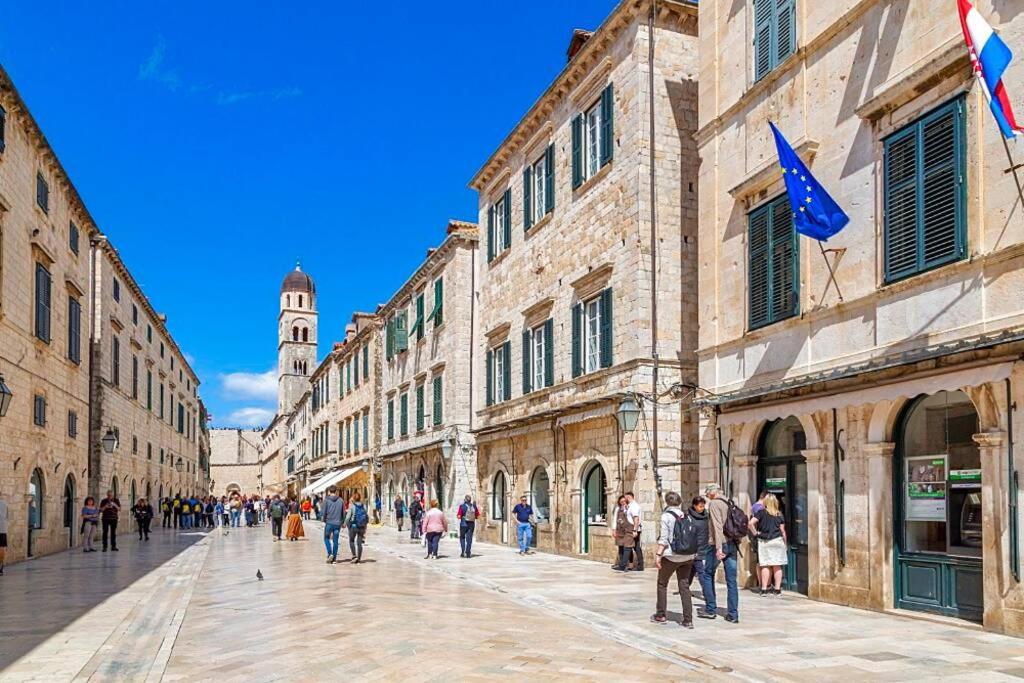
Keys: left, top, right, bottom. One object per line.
{"left": 769, "top": 122, "right": 849, "bottom": 242}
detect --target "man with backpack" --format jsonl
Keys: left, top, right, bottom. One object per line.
{"left": 457, "top": 494, "right": 480, "bottom": 558}
{"left": 269, "top": 495, "right": 286, "bottom": 541}
{"left": 698, "top": 483, "right": 743, "bottom": 623}
{"left": 322, "top": 486, "right": 344, "bottom": 564}
{"left": 344, "top": 492, "right": 369, "bottom": 563}
{"left": 408, "top": 493, "right": 424, "bottom": 541}
{"left": 651, "top": 491, "right": 696, "bottom": 627}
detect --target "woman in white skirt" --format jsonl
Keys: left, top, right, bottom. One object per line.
{"left": 748, "top": 493, "right": 787, "bottom": 596}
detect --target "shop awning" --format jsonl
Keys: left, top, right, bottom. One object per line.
{"left": 302, "top": 466, "right": 362, "bottom": 496}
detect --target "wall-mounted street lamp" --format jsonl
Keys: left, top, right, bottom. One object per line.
{"left": 616, "top": 396, "right": 641, "bottom": 433}
{"left": 174, "top": 457, "right": 184, "bottom": 473}
{"left": 440, "top": 436, "right": 454, "bottom": 460}
{"left": 101, "top": 428, "right": 119, "bottom": 454}
{"left": 0, "top": 374, "right": 12, "bottom": 418}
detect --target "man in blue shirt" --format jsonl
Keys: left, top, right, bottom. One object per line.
{"left": 511, "top": 496, "right": 534, "bottom": 555}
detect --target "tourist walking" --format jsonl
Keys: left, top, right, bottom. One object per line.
{"left": 134, "top": 498, "right": 153, "bottom": 541}
{"left": 245, "top": 497, "right": 256, "bottom": 527}
{"left": 686, "top": 496, "right": 710, "bottom": 589}
{"left": 214, "top": 499, "right": 226, "bottom": 532}
{"left": 0, "top": 494, "right": 7, "bottom": 574}
{"left": 192, "top": 497, "right": 203, "bottom": 529}
{"left": 172, "top": 494, "right": 182, "bottom": 529}
{"left": 322, "top": 486, "right": 344, "bottom": 563}
{"left": 512, "top": 495, "right": 534, "bottom": 555}
{"left": 394, "top": 495, "right": 405, "bottom": 532}
{"left": 749, "top": 493, "right": 788, "bottom": 596}
{"left": 457, "top": 494, "right": 479, "bottom": 558}
{"left": 301, "top": 498, "right": 312, "bottom": 521}
{"left": 269, "top": 495, "right": 286, "bottom": 541}
{"left": 422, "top": 499, "right": 447, "bottom": 559}
{"left": 285, "top": 498, "right": 305, "bottom": 541}
{"left": 161, "top": 498, "right": 172, "bottom": 528}
{"left": 698, "top": 484, "right": 740, "bottom": 623}
{"left": 180, "top": 499, "right": 191, "bottom": 530}
{"left": 408, "top": 494, "right": 424, "bottom": 540}
{"left": 99, "top": 490, "right": 121, "bottom": 552}
{"left": 625, "top": 491, "right": 644, "bottom": 571}
{"left": 80, "top": 496, "right": 100, "bottom": 553}
{"left": 373, "top": 493, "right": 382, "bottom": 525}
{"left": 651, "top": 491, "right": 697, "bottom": 628}
{"left": 344, "top": 492, "right": 369, "bottom": 563}
{"left": 612, "top": 495, "right": 635, "bottom": 571}
{"left": 230, "top": 497, "right": 242, "bottom": 528}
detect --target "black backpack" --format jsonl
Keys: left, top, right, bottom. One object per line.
{"left": 669, "top": 511, "right": 700, "bottom": 555}
{"left": 722, "top": 499, "right": 750, "bottom": 543}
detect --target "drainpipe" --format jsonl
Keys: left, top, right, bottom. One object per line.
{"left": 833, "top": 407, "right": 846, "bottom": 567}
{"left": 1007, "top": 377, "right": 1020, "bottom": 582}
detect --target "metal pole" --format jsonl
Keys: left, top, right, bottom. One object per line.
{"left": 648, "top": 0, "right": 662, "bottom": 502}
{"left": 1001, "top": 136, "right": 1024, "bottom": 219}
{"left": 817, "top": 240, "right": 844, "bottom": 302}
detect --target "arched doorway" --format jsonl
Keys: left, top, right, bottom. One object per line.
{"left": 894, "top": 390, "right": 983, "bottom": 622}
{"left": 491, "top": 471, "right": 508, "bottom": 544}
{"left": 530, "top": 467, "right": 550, "bottom": 522}
{"left": 28, "top": 469, "right": 44, "bottom": 558}
{"left": 581, "top": 462, "right": 607, "bottom": 554}
{"left": 757, "top": 417, "right": 809, "bottom": 594}
{"left": 130, "top": 480, "right": 137, "bottom": 507}
{"left": 63, "top": 475, "right": 76, "bottom": 548}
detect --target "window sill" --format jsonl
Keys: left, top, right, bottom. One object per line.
{"left": 572, "top": 162, "right": 612, "bottom": 199}
{"left": 488, "top": 247, "right": 511, "bottom": 269}
{"left": 525, "top": 212, "right": 553, "bottom": 238}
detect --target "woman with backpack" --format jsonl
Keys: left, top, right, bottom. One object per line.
{"left": 394, "top": 496, "right": 405, "bottom": 532}
{"left": 343, "top": 492, "right": 370, "bottom": 563}
{"left": 612, "top": 495, "right": 635, "bottom": 572}
{"left": 748, "top": 492, "right": 788, "bottom": 596}
{"left": 651, "top": 491, "right": 696, "bottom": 628}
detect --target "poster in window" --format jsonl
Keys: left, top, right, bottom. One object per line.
{"left": 906, "top": 455, "right": 947, "bottom": 521}
{"left": 764, "top": 477, "right": 787, "bottom": 493}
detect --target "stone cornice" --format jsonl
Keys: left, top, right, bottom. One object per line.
{"left": 728, "top": 139, "right": 819, "bottom": 203}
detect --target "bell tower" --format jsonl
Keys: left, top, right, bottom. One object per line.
{"left": 278, "top": 263, "right": 318, "bottom": 415}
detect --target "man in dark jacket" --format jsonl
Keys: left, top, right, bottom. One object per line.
{"left": 99, "top": 490, "right": 121, "bottom": 551}
{"left": 457, "top": 495, "right": 480, "bottom": 558}
{"left": 134, "top": 498, "right": 154, "bottom": 541}
{"left": 321, "top": 486, "right": 344, "bottom": 563}
{"left": 686, "top": 496, "right": 710, "bottom": 588}
{"left": 408, "top": 494, "right": 424, "bottom": 540}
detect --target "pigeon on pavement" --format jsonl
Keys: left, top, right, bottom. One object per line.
{"left": 256, "top": 569, "right": 263, "bottom": 581}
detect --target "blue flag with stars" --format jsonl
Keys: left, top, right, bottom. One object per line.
{"left": 769, "top": 122, "right": 849, "bottom": 241}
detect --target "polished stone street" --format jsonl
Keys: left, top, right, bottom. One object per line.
{"left": 3, "top": 521, "right": 1024, "bottom": 681}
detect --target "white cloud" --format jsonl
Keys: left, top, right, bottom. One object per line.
{"left": 223, "top": 407, "right": 274, "bottom": 428}
{"left": 220, "top": 369, "right": 276, "bottom": 401}
{"left": 138, "top": 36, "right": 181, "bottom": 90}
{"left": 216, "top": 86, "right": 303, "bottom": 106}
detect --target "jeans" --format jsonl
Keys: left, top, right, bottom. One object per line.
{"left": 459, "top": 521, "right": 475, "bottom": 556}
{"left": 173, "top": 511, "right": 180, "bottom": 528}
{"left": 516, "top": 522, "right": 532, "bottom": 553}
{"left": 83, "top": 522, "right": 96, "bottom": 551}
{"left": 410, "top": 515, "right": 422, "bottom": 539}
{"left": 231, "top": 510, "right": 241, "bottom": 528}
{"left": 102, "top": 519, "right": 118, "bottom": 550}
{"left": 616, "top": 544, "right": 633, "bottom": 569}
{"left": 425, "top": 531, "right": 441, "bottom": 557}
{"left": 324, "top": 523, "right": 340, "bottom": 558}
{"left": 631, "top": 533, "right": 645, "bottom": 570}
{"left": 271, "top": 517, "right": 283, "bottom": 539}
{"left": 194, "top": 513, "right": 201, "bottom": 528}
{"left": 162, "top": 513, "right": 171, "bottom": 528}
{"left": 137, "top": 517, "right": 151, "bottom": 539}
{"left": 349, "top": 526, "right": 366, "bottom": 560}
{"left": 700, "top": 543, "right": 739, "bottom": 619}
{"left": 656, "top": 558, "right": 694, "bottom": 623}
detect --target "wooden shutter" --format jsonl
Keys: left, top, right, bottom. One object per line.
{"left": 387, "top": 400, "right": 394, "bottom": 439}
{"left": 775, "top": 0, "right": 796, "bottom": 66}
{"left": 748, "top": 204, "right": 772, "bottom": 329}
{"left": 485, "top": 350, "right": 494, "bottom": 406}
{"left": 545, "top": 144, "right": 555, "bottom": 212}
{"left": 67, "top": 297, "right": 81, "bottom": 364}
{"left": 599, "top": 288, "right": 613, "bottom": 368}
{"left": 415, "top": 293, "right": 425, "bottom": 340}
{"left": 35, "top": 263, "right": 51, "bottom": 343}
{"left": 363, "top": 345, "right": 369, "bottom": 377}
{"left": 571, "top": 303, "right": 583, "bottom": 378}
{"left": 432, "top": 376, "right": 442, "bottom": 425}
{"left": 395, "top": 310, "right": 408, "bottom": 351}
{"left": 543, "top": 318, "right": 554, "bottom": 388}
{"left": 502, "top": 341, "right": 512, "bottom": 401}
{"left": 433, "top": 278, "right": 444, "bottom": 327}
{"left": 753, "top": 0, "right": 772, "bottom": 81}
{"left": 921, "top": 103, "right": 964, "bottom": 269}
{"left": 386, "top": 316, "right": 395, "bottom": 359}
{"left": 522, "top": 329, "right": 532, "bottom": 395}
{"left": 572, "top": 114, "right": 583, "bottom": 188}
{"left": 600, "top": 84, "right": 614, "bottom": 166}
{"left": 523, "top": 166, "right": 532, "bottom": 231}
{"left": 502, "top": 189, "right": 512, "bottom": 249}
{"left": 769, "top": 198, "right": 798, "bottom": 321}
{"left": 487, "top": 205, "right": 495, "bottom": 262}
{"left": 416, "top": 384, "right": 425, "bottom": 431}
{"left": 400, "top": 393, "right": 408, "bottom": 435}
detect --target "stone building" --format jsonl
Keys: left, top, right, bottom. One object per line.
{"left": 208, "top": 428, "right": 263, "bottom": 496}
{"left": 89, "top": 237, "right": 205, "bottom": 523}
{"left": 278, "top": 264, "right": 317, "bottom": 415}
{"left": 378, "top": 221, "right": 478, "bottom": 526}
{"left": 468, "top": 0, "right": 699, "bottom": 563}
{"left": 696, "top": 0, "right": 1024, "bottom": 635}
{"left": 257, "top": 414, "right": 288, "bottom": 495}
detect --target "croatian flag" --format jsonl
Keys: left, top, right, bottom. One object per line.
{"left": 958, "top": 0, "right": 1023, "bottom": 138}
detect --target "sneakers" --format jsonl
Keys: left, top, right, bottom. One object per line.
{"left": 773, "top": 588, "right": 782, "bottom": 597}
{"left": 759, "top": 589, "right": 769, "bottom": 597}
{"left": 724, "top": 614, "right": 740, "bottom": 624}
{"left": 326, "top": 556, "right": 334, "bottom": 564}
{"left": 681, "top": 621, "right": 694, "bottom": 629}
{"left": 696, "top": 609, "right": 717, "bottom": 620}
{"left": 650, "top": 613, "right": 668, "bottom": 624}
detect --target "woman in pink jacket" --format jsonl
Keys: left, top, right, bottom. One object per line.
{"left": 422, "top": 500, "right": 448, "bottom": 559}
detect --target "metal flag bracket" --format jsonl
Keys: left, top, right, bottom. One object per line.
{"left": 817, "top": 242, "right": 846, "bottom": 303}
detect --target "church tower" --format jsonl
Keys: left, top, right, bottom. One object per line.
{"left": 278, "top": 263, "right": 318, "bottom": 415}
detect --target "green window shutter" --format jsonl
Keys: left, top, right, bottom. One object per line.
{"left": 775, "top": 0, "right": 796, "bottom": 66}
{"left": 748, "top": 204, "right": 772, "bottom": 329}
{"left": 363, "top": 412, "right": 369, "bottom": 449}
{"left": 387, "top": 400, "right": 394, "bottom": 439}
{"left": 600, "top": 84, "right": 614, "bottom": 166}
{"left": 522, "top": 329, "right": 532, "bottom": 395}
{"left": 545, "top": 144, "right": 555, "bottom": 213}
{"left": 502, "top": 341, "right": 512, "bottom": 401}
{"left": 572, "top": 114, "right": 583, "bottom": 188}
{"left": 599, "top": 288, "right": 613, "bottom": 368}
{"left": 485, "top": 349, "right": 494, "bottom": 406}
{"left": 416, "top": 383, "right": 425, "bottom": 431}
{"left": 433, "top": 278, "right": 444, "bottom": 327}
{"left": 363, "top": 345, "right": 369, "bottom": 377}
{"left": 487, "top": 205, "right": 495, "bottom": 262}
{"left": 386, "top": 317, "right": 395, "bottom": 359}
{"left": 432, "top": 375, "right": 442, "bottom": 425}
{"left": 770, "top": 198, "right": 798, "bottom": 321}
{"left": 523, "top": 166, "right": 533, "bottom": 231}
{"left": 502, "top": 189, "right": 512, "bottom": 248}
{"left": 414, "top": 293, "right": 425, "bottom": 340}
{"left": 543, "top": 318, "right": 554, "bottom": 388}
{"left": 395, "top": 310, "right": 409, "bottom": 351}
{"left": 354, "top": 353, "right": 359, "bottom": 387}
{"left": 571, "top": 303, "right": 582, "bottom": 378}
{"left": 753, "top": 0, "right": 772, "bottom": 81}
{"left": 400, "top": 393, "right": 408, "bottom": 435}
{"left": 35, "top": 263, "right": 51, "bottom": 343}
{"left": 354, "top": 415, "right": 359, "bottom": 451}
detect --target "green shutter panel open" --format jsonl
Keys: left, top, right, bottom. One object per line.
{"left": 884, "top": 127, "right": 921, "bottom": 281}
{"left": 600, "top": 84, "right": 614, "bottom": 166}
{"left": 503, "top": 189, "right": 512, "bottom": 248}
{"left": 543, "top": 318, "right": 554, "bottom": 387}
{"left": 769, "top": 198, "right": 798, "bottom": 320}
{"left": 502, "top": 341, "right": 512, "bottom": 401}
{"left": 415, "top": 293, "right": 425, "bottom": 340}
{"left": 522, "top": 329, "right": 532, "bottom": 395}
{"left": 523, "top": 166, "right": 532, "bottom": 231}
{"left": 921, "top": 103, "right": 964, "bottom": 269}
{"left": 395, "top": 310, "right": 409, "bottom": 351}
{"left": 748, "top": 204, "right": 771, "bottom": 329}
{"left": 386, "top": 317, "right": 394, "bottom": 359}
{"left": 545, "top": 144, "right": 555, "bottom": 212}
{"left": 571, "top": 303, "right": 582, "bottom": 378}
{"left": 487, "top": 205, "right": 495, "bottom": 262}
{"left": 753, "top": 0, "right": 772, "bottom": 81}
{"left": 432, "top": 376, "right": 442, "bottom": 425}
{"left": 775, "top": 0, "right": 796, "bottom": 65}
{"left": 572, "top": 114, "right": 583, "bottom": 189}
{"left": 387, "top": 400, "right": 394, "bottom": 439}
{"left": 416, "top": 384, "right": 425, "bottom": 431}
{"left": 400, "top": 393, "right": 408, "bottom": 435}
{"left": 363, "top": 345, "right": 369, "bottom": 377}
{"left": 599, "top": 288, "right": 613, "bottom": 368}
{"left": 433, "top": 278, "right": 444, "bottom": 327}
{"left": 485, "top": 350, "right": 494, "bottom": 406}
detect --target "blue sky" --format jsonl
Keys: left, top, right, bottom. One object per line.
{"left": 0, "top": 1, "right": 617, "bottom": 427}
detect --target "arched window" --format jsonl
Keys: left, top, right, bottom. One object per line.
{"left": 111, "top": 476, "right": 119, "bottom": 499}
{"left": 299, "top": 295, "right": 304, "bottom": 308}
{"left": 491, "top": 471, "right": 507, "bottom": 520}
{"left": 63, "top": 475, "right": 75, "bottom": 531}
{"left": 292, "top": 327, "right": 299, "bottom": 342}
{"left": 131, "top": 480, "right": 137, "bottom": 505}
{"left": 583, "top": 463, "right": 607, "bottom": 524}
{"left": 286, "top": 294, "right": 291, "bottom": 307}
{"left": 29, "top": 469, "right": 45, "bottom": 529}
{"left": 531, "top": 467, "right": 550, "bottom": 521}
{"left": 146, "top": 482, "right": 152, "bottom": 501}
{"left": 302, "top": 328, "right": 309, "bottom": 342}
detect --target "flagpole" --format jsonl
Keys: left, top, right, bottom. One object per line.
{"left": 816, "top": 240, "right": 844, "bottom": 302}
{"left": 1001, "top": 135, "right": 1024, "bottom": 215}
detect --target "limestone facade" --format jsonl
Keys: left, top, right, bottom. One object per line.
{"left": 468, "top": 0, "right": 700, "bottom": 564}
{"left": 256, "top": 414, "right": 288, "bottom": 496}
{"left": 208, "top": 428, "right": 263, "bottom": 496}
{"left": 697, "top": 0, "right": 1024, "bottom": 635}
{"left": 378, "top": 222, "right": 478, "bottom": 527}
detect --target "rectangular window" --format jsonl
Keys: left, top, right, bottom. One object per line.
{"left": 178, "top": 403, "right": 185, "bottom": 434}
{"left": 147, "top": 324, "right": 153, "bottom": 343}
{"left": 362, "top": 409, "right": 369, "bottom": 450}
{"left": 353, "top": 350, "right": 360, "bottom": 386}
{"left": 399, "top": 392, "right": 409, "bottom": 436}
{"left": 132, "top": 303, "right": 138, "bottom": 325}
{"left": 160, "top": 342, "right": 165, "bottom": 358}
{"left": 533, "top": 324, "right": 546, "bottom": 390}
{"left": 36, "top": 173, "right": 49, "bottom": 213}
{"left": 416, "top": 382, "right": 425, "bottom": 431}
{"left": 525, "top": 147, "right": 554, "bottom": 230}
{"left": 68, "top": 410, "right": 77, "bottom": 438}
{"left": 573, "top": 85, "right": 614, "bottom": 188}
{"left": 584, "top": 299, "right": 601, "bottom": 373}
{"left": 112, "top": 336, "right": 121, "bottom": 386}
{"left": 429, "top": 277, "right": 444, "bottom": 328}
{"left": 585, "top": 102, "right": 602, "bottom": 180}
{"left": 487, "top": 189, "right": 513, "bottom": 261}
{"left": 432, "top": 375, "right": 442, "bottom": 426}
{"left": 362, "top": 345, "right": 369, "bottom": 378}
{"left": 147, "top": 370, "right": 153, "bottom": 410}
{"left": 884, "top": 98, "right": 966, "bottom": 283}
{"left": 353, "top": 414, "right": 360, "bottom": 452}
{"left": 160, "top": 384, "right": 165, "bottom": 419}
{"left": 35, "top": 263, "right": 52, "bottom": 343}
{"left": 753, "top": 0, "right": 797, "bottom": 82}
{"left": 413, "top": 291, "right": 425, "bottom": 340}
{"left": 33, "top": 394, "right": 46, "bottom": 426}
{"left": 131, "top": 355, "right": 139, "bottom": 399}
{"left": 67, "top": 296, "right": 81, "bottom": 364}
{"left": 387, "top": 399, "right": 395, "bottom": 440}
{"left": 69, "top": 222, "right": 80, "bottom": 255}
{"left": 132, "top": 436, "right": 138, "bottom": 454}
{"left": 148, "top": 443, "right": 153, "bottom": 460}
{"left": 748, "top": 195, "right": 799, "bottom": 330}
{"left": 488, "top": 341, "right": 512, "bottom": 405}
{"left": 394, "top": 310, "right": 409, "bottom": 353}
{"left": 113, "top": 278, "right": 120, "bottom": 302}
{"left": 0, "top": 104, "right": 5, "bottom": 152}
{"left": 572, "top": 291, "right": 613, "bottom": 377}
{"left": 160, "top": 448, "right": 165, "bottom": 465}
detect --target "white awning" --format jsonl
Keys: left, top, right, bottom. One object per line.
{"left": 302, "top": 466, "right": 362, "bottom": 496}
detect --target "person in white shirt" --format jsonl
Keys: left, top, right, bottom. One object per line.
{"left": 624, "top": 491, "right": 644, "bottom": 571}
